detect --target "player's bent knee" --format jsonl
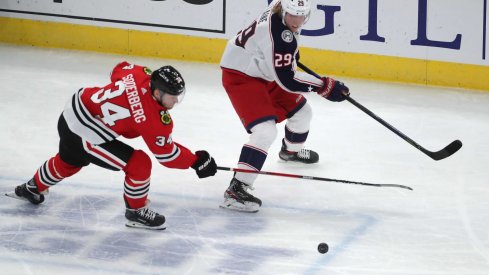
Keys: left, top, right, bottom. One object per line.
{"left": 287, "top": 103, "right": 312, "bottom": 133}
{"left": 249, "top": 120, "right": 278, "bottom": 149}
{"left": 292, "top": 103, "right": 312, "bottom": 123}
{"left": 124, "top": 150, "right": 152, "bottom": 180}
{"left": 54, "top": 153, "right": 82, "bottom": 177}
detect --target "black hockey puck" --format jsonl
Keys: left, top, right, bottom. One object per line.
{"left": 318, "top": 242, "right": 329, "bottom": 254}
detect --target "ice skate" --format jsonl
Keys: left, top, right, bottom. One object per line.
{"left": 125, "top": 205, "right": 166, "bottom": 230}
{"left": 220, "top": 177, "right": 262, "bottom": 213}
{"left": 278, "top": 139, "right": 319, "bottom": 164}
{"left": 5, "top": 179, "right": 45, "bottom": 205}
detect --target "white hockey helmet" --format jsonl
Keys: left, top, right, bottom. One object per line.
{"left": 281, "top": 0, "right": 312, "bottom": 23}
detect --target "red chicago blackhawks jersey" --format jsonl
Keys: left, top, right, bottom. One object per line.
{"left": 63, "top": 61, "right": 198, "bottom": 169}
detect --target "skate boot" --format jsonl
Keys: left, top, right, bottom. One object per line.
{"left": 279, "top": 139, "right": 319, "bottom": 164}
{"left": 220, "top": 177, "right": 262, "bottom": 213}
{"left": 7, "top": 178, "right": 45, "bottom": 204}
{"left": 125, "top": 202, "right": 166, "bottom": 230}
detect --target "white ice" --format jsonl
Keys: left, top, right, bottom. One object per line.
{"left": 0, "top": 44, "right": 488, "bottom": 275}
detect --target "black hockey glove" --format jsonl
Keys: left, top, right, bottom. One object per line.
{"left": 317, "top": 77, "right": 350, "bottom": 102}
{"left": 191, "top": 150, "right": 217, "bottom": 178}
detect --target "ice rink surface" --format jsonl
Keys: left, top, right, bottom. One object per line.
{"left": 0, "top": 44, "right": 488, "bottom": 275}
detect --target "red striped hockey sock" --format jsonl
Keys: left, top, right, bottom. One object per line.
{"left": 33, "top": 153, "right": 82, "bottom": 192}
{"left": 122, "top": 150, "right": 152, "bottom": 209}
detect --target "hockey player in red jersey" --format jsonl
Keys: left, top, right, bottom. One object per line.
{"left": 219, "top": 0, "right": 350, "bottom": 212}
{"left": 8, "top": 61, "right": 217, "bottom": 230}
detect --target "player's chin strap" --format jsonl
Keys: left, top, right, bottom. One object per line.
{"left": 217, "top": 166, "right": 413, "bottom": 191}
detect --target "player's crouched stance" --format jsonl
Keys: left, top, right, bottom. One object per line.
{"left": 218, "top": 0, "right": 349, "bottom": 213}
{"left": 7, "top": 62, "right": 217, "bottom": 230}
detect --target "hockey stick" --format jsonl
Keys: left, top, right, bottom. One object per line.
{"left": 297, "top": 62, "right": 462, "bottom": 161}
{"left": 217, "top": 166, "right": 413, "bottom": 190}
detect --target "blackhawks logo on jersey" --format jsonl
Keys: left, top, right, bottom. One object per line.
{"left": 143, "top": 67, "right": 152, "bottom": 75}
{"left": 160, "top": 110, "right": 172, "bottom": 125}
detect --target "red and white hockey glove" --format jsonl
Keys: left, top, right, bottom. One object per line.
{"left": 317, "top": 77, "right": 350, "bottom": 102}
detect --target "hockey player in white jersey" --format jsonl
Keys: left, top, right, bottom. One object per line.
{"left": 220, "top": 0, "right": 350, "bottom": 212}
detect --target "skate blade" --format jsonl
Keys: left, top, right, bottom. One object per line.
{"left": 277, "top": 157, "right": 318, "bottom": 165}
{"left": 219, "top": 199, "right": 260, "bottom": 213}
{"left": 125, "top": 221, "right": 166, "bottom": 231}
{"left": 5, "top": 192, "right": 29, "bottom": 202}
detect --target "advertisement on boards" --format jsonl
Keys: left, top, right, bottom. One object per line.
{"left": 299, "top": 0, "right": 487, "bottom": 65}
{"left": 0, "top": 0, "right": 487, "bottom": 65}
{"left": 0, "top": 0, "right": 226, "bottom": 33}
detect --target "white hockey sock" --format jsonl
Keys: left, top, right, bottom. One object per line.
{"left": 235, "top": 120, "right": 277, "bottom": 187}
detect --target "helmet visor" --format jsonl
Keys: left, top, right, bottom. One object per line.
{"left": 175, "top": 89, "right": 186, "bottom": 103}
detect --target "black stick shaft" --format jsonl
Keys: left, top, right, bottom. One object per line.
{"left": 217, "top": 166, "right": 413, "bottom": 190}
{"left": 297, "top": 62, "right": 462, "bottom": 161}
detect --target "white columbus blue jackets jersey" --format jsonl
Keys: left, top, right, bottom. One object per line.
{"left": 220, "top": 1, "right": 323, "bottom": 93}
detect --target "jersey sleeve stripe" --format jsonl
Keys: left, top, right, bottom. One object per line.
{"left": 292, "top": 76, "right": 319, "bottom": 86}
{"left": 154, "top": 145, "right": 181, "bottom": 163}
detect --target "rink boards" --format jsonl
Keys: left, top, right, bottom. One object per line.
{"left": 0, "top": 0, "right": 488, "bottom": 91}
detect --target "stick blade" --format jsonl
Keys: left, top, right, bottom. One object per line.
{"left": 429, "top": 140, "right": 463, "bottom": 160}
